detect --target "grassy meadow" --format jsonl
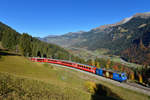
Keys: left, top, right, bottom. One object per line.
{"left": 0, "top": 50, "right": 150, "bottom": 100}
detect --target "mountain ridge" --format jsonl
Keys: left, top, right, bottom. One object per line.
{"left": 42, "top": 12, "right": 150, "bottom": 46}
{"left": 42, "top": 12, "right": 150, "bottom": 65}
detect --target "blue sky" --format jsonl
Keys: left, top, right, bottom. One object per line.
{"left": 0, "top": 0, "right": 150, "bottom": 37}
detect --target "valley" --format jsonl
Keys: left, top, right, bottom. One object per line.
{"left": 42, "top": 12, "right": 150, "bottom": 66}
{"left": 0, "top": 4, "right": 150, "bottom": 99}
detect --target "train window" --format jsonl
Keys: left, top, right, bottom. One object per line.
{"left": 48, "top": 59, "right": 55, "bottom": 62}
{"left": 37, "top": 59, "right": 43, "bottom": 61}
{"left": 87, "top": 67, "right": 90, "bottom": 70}
{"left": 121, "top": 74, "right": 126, "bottom": 77}
{"left": 62, "top": 61, "right": 72, "bottom": 65}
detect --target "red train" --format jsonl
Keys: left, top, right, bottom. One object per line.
{"left": 30, "top": 57, "right": 96, "bottom": 73}
{"left": 30, "top": 57, "right": 127, "bottom": 82}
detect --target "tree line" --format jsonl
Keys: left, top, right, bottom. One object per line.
{"left": 0, "top": 22, "right": 86, "bottom": 63}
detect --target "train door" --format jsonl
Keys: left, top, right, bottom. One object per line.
{"left": 110, "top": 72, "right": 113, "bottom": 79}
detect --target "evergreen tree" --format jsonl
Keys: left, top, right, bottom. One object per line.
{"left": 0, "top": 21, "right": 87, "bottom": 66}
{"left": 0, "top": 31, "right": 2, "bottom": 41}
{"left": 1, "top": 30, "right": 18, "bottom": 49}
{"left": 19, "top": 33, "right": 32, "bottom": 56}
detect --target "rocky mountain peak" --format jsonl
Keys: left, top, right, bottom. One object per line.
{"left": 65, "top": 31, "right": 86, "bottom": 36}
{"left": 91, "top": 12, "right": 150, "bottom": 33}
{"left": 133, "top": 12, "right": 150, "bottom": 18}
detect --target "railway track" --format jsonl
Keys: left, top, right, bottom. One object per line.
{"left": 50, "top": 63, "right": 150, "bottom": 96}
{"left": 125, "top": 82, "right": 150, "bottom": 91}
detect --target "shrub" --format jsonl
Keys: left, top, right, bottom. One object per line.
{"left": 84, "top": 81, "right": 97, "bottom": 94}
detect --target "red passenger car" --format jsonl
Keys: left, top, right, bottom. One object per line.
{"left": 30, "top": 57, "right": 96, "bottom": 74}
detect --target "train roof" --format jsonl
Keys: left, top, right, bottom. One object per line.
{"left": 99, "top": 68, "right": 126, "bottom": 74}
{"left": 31, "top": 57, "right": 96, "bottom": 68}
{"left": 73, "top": 62, "right": 96, "bottom": 68}
{"left": 53, "top": 58, "right": 96, "bottom": 68}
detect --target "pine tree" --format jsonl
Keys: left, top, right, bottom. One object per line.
{"left": 19, "top": 33, "right": 32, "bottom": 56}
{"left": 0, "top": 31, "right": 3, "bottom": 41}
{"left": 1, "top": 30, "right": 18, "bottom": 49}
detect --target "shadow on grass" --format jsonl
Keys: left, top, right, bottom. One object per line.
{"left": 91, "top": 84, "right": 123, "bottom": 100}
{"left": 0, "top": 49, "right": 20, "bottom": 56}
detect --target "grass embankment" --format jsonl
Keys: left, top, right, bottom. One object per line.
{"left": 0, "top": 72, "right": 78, "bottom": 100}
{"left": 0, "top": 50, "right": 150, "bottom": 100}
{"left": 65, "top": 67, "right": 150, "bottom": 100}
{"left": 0, "top": 52, "right": 89, "bottom": 100}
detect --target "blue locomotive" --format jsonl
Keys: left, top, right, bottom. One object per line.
{"left": 96, "top": 68, "right": 127, "bottom": 82}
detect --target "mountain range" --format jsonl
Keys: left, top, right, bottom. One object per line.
{"left": 42, "top": 12, "right": 150, "bottom": 65}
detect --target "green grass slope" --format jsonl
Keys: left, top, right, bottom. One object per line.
{"left": 0, "top": 52, "right": 90, "bottom": 100}
{"left": 0, "top": 50, "right": 150, "bottom": 100}
{"left": 0, "top": 72, "right": 79, "bottom": 100}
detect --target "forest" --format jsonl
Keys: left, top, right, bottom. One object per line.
{"left": 0, "top": 22, "right": 85, "bottom": 63}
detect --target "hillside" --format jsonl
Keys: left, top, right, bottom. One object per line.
{"left": 42, "top": 12, "right": 150, "bottom": 65}
{"left": 0, "top": 50, "right": 90, "bottom": 100}
{"left": 0, "top": 21, "right": 86, "bottom": 64}
{"left": 42, "top": 31, "right": 86, "bottom": 47}
{"left": 0, "top": 50, "right": 150, "bottom": 100}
